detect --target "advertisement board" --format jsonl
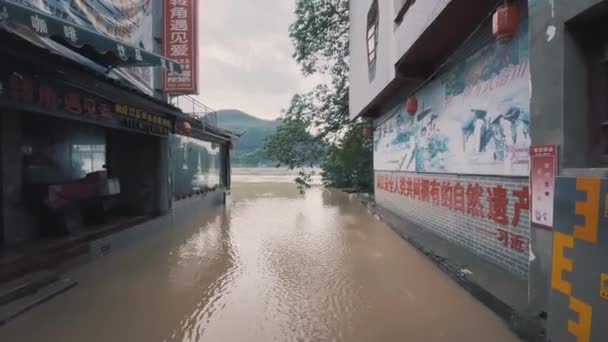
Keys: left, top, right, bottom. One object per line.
{"left": 163, "top": 0, "right": 198, "bottom": 94}
{"left": 0, "top": 68, "right": 172, "bottom": 136}
{"left": 374, "top": 20, "right": 530, "bottom": 176}
{"left": 14, "top": 0, "right": 156, "bottom": 95}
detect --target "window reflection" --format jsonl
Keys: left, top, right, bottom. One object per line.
{"left": 72, "top": 144, "right": 106, "bottom": 178}
{"left": 170, "top": 135, "right": 223, "bottom": 197}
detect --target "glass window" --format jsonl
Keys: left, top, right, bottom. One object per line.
{"left": 72, "top": 144, "right": 106, "bottom": 178}
{"left": 23, "top": 114, "right": 106, "bottom": 184}
{"left": 367, "top": 0, "right": 379, "bottom": 65}
{"left": 170, "top": 135, "right": 224, "bottom": 197}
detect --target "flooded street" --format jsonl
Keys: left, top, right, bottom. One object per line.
{"left": 1, "top": 170, "right": 518, "bottom": 342}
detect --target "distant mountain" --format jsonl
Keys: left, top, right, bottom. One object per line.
{"left": 216, "top": 109, "right": 280, "bottom": 166}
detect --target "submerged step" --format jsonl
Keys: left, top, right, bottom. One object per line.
{"left": 0, "top": 277, "right": 77, "bottom": 326}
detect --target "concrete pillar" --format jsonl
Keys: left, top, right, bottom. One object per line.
{"left": 0, "top": 111, "right": 3, "bottom": 246}
{"left": 152, "top": 0, "right": 167, "bottom": 102}
{"left": 157, "top": 137, "right": 170, "bottom": 215}
{"left": 1, "top": 112, "right": 37, "bottom": 244}
{"left": 528, "top": 0, "right": 605, "bottom": 313}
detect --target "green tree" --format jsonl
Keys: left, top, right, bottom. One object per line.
{"left": 265, "top": 0, "right": 372, "bottom": 191}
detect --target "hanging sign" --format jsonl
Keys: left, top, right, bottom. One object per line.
{"left": 163, "top": 0, "right": 198, "bottom": 94}
{"left": 530, "top": 145, "right": 557, "bottom": 230}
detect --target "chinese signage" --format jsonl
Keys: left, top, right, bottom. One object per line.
{"left": 0, "top": 70, "right": 172, "bottom": 136}
{"left": 10, "top": 0, "right": 158, "bottom": 94}
{"left": 548, "top": 176, "right": 608, "bottom": 342}
{"left": 115, "top": 104, "right": 173, "bottom": 135}
{"left": 530, "top": 145, "right": 557, "bottom": 230}
{"left": 376, "top": 172, "right": 530, "bottom": 253}
{"left": 163, "top": 0, "right": 198, "bottom": 94}
{"left": 374, "top": 14, "right": 530, "bottom": 176}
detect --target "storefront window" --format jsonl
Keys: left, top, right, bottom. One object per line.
{"left": 170, "top": 134, "right": 223, "bottom": 197}
{"left": 23, "top": 114, "right": 106, "bottom": 184}
{"left": 72, "top": 144, "right": 106, "bottom": 178}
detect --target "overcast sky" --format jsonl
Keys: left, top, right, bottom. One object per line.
{"left": 191, "top": 0, "right": 322, "bottom": 120}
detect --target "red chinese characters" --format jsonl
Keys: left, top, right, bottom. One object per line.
{"left": 405, "top": 178, "right": 414, "bottom": 197}
{"left": 387, "top": 176, "right": 394, "bottom": 193}
{"left": 512, "top": 186, "right": 529, "bottom": 227}
{"left": 164, "top": 0, "right": 198, "bottom": 93}
{"left": 399, "top": 176, "right": 407, "bottom": 195}
{"left": 497, "top": 228, "right": 526, "bottom": 253}
{"left": 441, "top": 182, "right": 453, "bottom": 210}
{"left": 466, "top": 184, "right": 484, "bottom": 218}
{"left": 82, "top": 97, "right": 97, "bottom": 116}
{"left": 392, "top": 175, "right": 399, "bottom": 193}
{"left": 97, "top": 102, "right": 113, "bottom": 120}
{"left": 38, "top": 85, "right": 59, "bottom": 110}
{"left": 376, "top": 173, "right": 530, "bottom": 230}
{"left": 8, "top": 75, "right": 34, "bottom": 102}
{"left": 453, "top": 182, "right": 465, "bottom": 213}
{"left": 1, "top": 72, "right": 121, "bottom": 125}
{"left": 420, "top": 179, "right": 430, "bottom": 202}
{"left": 413, "top": 178, "right": 421, "bottom": 200}
{"left": 510, "top": 233, "right": 526, "bottom": 252}
{"left": 497, "top": 228, "right": 509, "bottom": 246}
{"left": 430, "top": 180, "right": 441, "bottom": 206}
{"left": 487, "top": 185, "right": 508, "bottom": 225}
{"left": 63, "top": 92, "right": 82, "bottom": 114}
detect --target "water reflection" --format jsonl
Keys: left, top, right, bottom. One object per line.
{"left": 1, "top": 174, "right": 518, "bottom": 342}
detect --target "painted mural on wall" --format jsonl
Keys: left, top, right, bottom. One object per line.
{"left": 374, "top": 21, "right": 530, "bottom": 176}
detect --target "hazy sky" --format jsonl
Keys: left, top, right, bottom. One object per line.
{"left": 191, "top": 0, "right": 322, "bottom": 120}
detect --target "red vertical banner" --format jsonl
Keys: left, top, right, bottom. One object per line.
{"left": 163, "top": 0, "right": 198, "bottom": 94}
{"left": 530, "top": 145, "right": 557, "bottom": 230}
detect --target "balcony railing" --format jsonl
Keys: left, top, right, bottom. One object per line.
{"left": 171, "top": 95, "right": 218, "bottom": 127}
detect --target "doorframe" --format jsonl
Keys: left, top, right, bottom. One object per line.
{"left": 0, "top": 113, "right": 4, "bottom": 247}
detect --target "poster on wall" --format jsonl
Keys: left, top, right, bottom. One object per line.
{"left": 530, "top": 145, "right": 557, "bottom": 230}
{"left": 16, "top": 0, "right": 156, "bottom": 95}
{"left": 374, "top": 20, "right": 530, "bottom": 176}
{"left": 163, "top": 0, "right": 198, "bottom": 94}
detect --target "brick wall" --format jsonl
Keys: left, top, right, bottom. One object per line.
{"left": 375, "top": 171, "right": 530, "bottom": 278}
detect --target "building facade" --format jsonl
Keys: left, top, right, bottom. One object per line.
{"left": 0, "top": 0, "right": 234, "bottom": 254}
{"left": 351, "top": 0, "right": 531, "bottom": 278}
{"left": 529, "top": 1, "right": 608, "bottom": 340}
{"left": 351, "top": 0, "right": 608, "bottom": 339}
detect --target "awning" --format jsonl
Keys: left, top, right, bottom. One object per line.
{"left": 0, "top": 0, "right": 181, "bottom": 73}
{"left": 1, "top": 23, "right": 157, "bottom": 95}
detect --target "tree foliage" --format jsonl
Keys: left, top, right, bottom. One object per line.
{"left": 265, "top": 0, "right": 372, "bottom": 192}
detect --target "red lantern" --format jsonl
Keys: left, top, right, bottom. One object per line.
{"left": 176, "top": 121, "right": 192, "bottom": 134}
{"left": 406, "top": 97, "right": 418, "bottom": 115}
{"left": 362, "top": 127, "right": 372, "bottom": 138}
{"left": 227, "top": 141, "right": 234, "bottom": 150}
{"left": 493, "top": 3, "right": 519, "bottom": 41}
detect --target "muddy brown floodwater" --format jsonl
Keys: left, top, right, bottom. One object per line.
{"left": 1, "top": 170, "right": 519, "bottom": 342}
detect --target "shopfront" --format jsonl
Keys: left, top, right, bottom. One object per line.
{"left": 170, "top": 118, "right": 233, "bottom": 203}
{"left": 0, "top": 52, "right": 176, "bottom": 245}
